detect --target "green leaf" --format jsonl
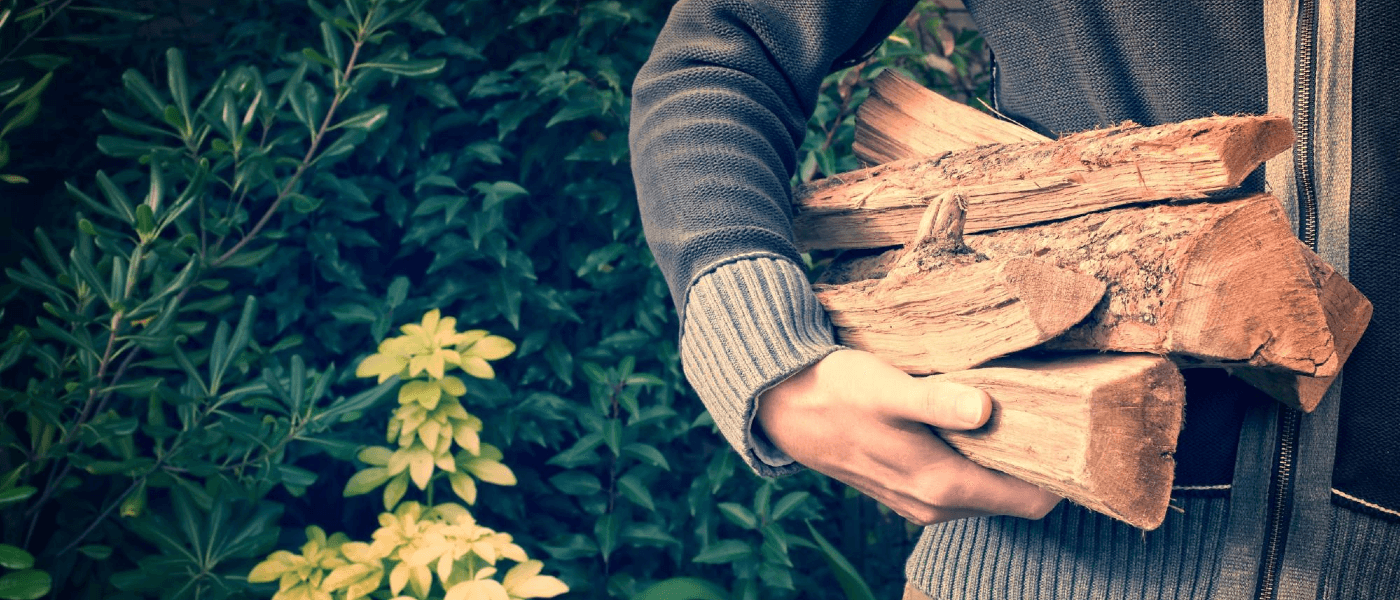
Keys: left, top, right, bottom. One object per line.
{"left": 770, "top": 492, "right": 810, "bottom": 521}
{"left": 594, "top": 514, "right": 620, "bottom": 561}
{"left": 121, "top": 70, "right": 165, "bottom": 119}
{"left": 276, "top": 464, "right": 318, "bottom": 488}
{"left": 548, "top": 470, "right": 601, "bottom": 496}
{"left": 218, "top": 243, "right": 278, "bottom": 268}
{"left": 692, "top": 540, "right": 752, "bottom": 565}
{"left": 331, "top": 104, "right": 389, "bottom": 131}
{"left": 94, "top": 171, "right": 135, "bottom": 224}
{"left": 1, "top": 72, "right": 49, "bottom": 113}
{"left": 359, "top": 58, "right": 446, "bottom": 77}
{"left": 76, "top": 545, "right": 112, "bottom": 560}
{"left": 805, "top": 522, "right": 876, "bottom": 600}
{"left": 634, "top": 578, "right": 730, "bottom": 600}
{"left": 0, "top": 483, "right": 34, "bottom": 506}
{"left": 166, "top": 49, "right": 191, "bottom": 128}
{"left": 302, "top": 47, "right": 337, "bottom": 69}
{"left": 0, "top": 570, "right": 50, "bottom": 600}
{"left": 621, "top": 443, "right": 670, "bottom": 471}
{"left": 0, "top": 545, "right": 33, "bottom": 570}
{"left": 717, "top": 502, "right": 757, "bottom": 530}
{"left": 617, "top": 473, "right": 654, "bottom": 511}
{"left": 320, "top": 22, "right": 344, "bottom": 69}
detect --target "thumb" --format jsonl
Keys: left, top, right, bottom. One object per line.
{"left": 886, "top": 377, "right": 992, "bottom": 431}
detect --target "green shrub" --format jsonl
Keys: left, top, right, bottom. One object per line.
{"left": 0, "top": 0, "right": 989, "bottom": 598}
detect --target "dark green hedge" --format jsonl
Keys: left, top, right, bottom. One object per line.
{"left": 0, "top": 1, "right": 989, "bottom": 598}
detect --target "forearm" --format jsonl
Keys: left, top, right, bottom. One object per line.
{"left": 630, "top": 0, "right": 915, "bottom": 473}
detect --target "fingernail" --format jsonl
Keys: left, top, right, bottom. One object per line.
{"left": 956, "top": 394, "right": 987, "bottom": 426}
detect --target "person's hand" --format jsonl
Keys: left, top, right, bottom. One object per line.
{"left": 756, "top": 349, "right": 1062, "bottom": 525}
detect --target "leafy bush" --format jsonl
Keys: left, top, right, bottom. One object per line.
{"left": 247, "top": 309, "right": 566, "bottom": 600}
{"left": 0, "top": 0, "right": 990, "bottom": 598}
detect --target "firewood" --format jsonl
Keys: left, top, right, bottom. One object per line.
{"left": 813, "top": 192, "right": 1106, "bottom": 373}
{"left": 929, "top": 353, "right": 1186, "bottom": 530}
{"left": 820, "top": 194, "right": 1339, "bottom": 378}
{"left": 853, "top": 70, "right": 1049, "bottom": 163}
{"left": 1232, "top": 245, "right": 1373, "bottom": 411}
{"left": 793, "top": 114, "right": 1293, "bottom": 251}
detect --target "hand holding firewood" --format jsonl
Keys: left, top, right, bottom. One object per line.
{"left": 757, "top": 349, "right": 1063, "bottom": 525}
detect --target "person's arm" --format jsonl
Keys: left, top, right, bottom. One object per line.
{"left": 631, "top": 0, "right": 911, "bottom": 473}
{"left": 631, "top": 0, "right": 1060, "bottom": 523}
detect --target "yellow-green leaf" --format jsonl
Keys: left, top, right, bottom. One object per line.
{"left": 383, "top": 472, "right": 409, "bottom": 511}
{"left": 343, "top": 467, "right": 390, "bottom": 497}
{"left": 248, "top": 558, "right": 289, "bottom": 583}
{"left": 463, "top": 458, "right": 516, "bottom": 486}
{"left": 357, "top": 446, "right": 392, "bottom": 466}
{"left": 453, "top": 421, "right": 481, "bottom": 455}
{"left": 355, "top": 353, "right": 407, "bottom": 383}
{"left": 398, "top": 380, "right": 440, "bottom": 409}
{"left": 444, "top": 580, "right": 508, "bottom": 600}
{"left": 408, "top": 447, "right": 435, "bottom": 489}
{"left": 418, "top": 420, "right": 442, "bottom": 452}
{"left": 467, "top": 336, "right": 515, "bottom": 360}
{"left": 458, "top": 356, "right": 494, "bottom": 379}
{"left": 447, "top": 472, "right": 477, "bottom": 505}
{"left": 438, "top": 376, "right": 466, "bottom": 396}
{"left": 388, "top": 562, "right": 409, "bottom": 596}
{"left": 320, "top": 564, "right": 371, "bottom": 591}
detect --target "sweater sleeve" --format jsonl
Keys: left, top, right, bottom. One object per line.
{"left": 629, "top": 0, "right": 916, "bottom": 474}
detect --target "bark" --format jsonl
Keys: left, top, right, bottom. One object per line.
{"left": 819, "top": 194, "right": 1339, "bottom": 378}
{"left": 814, "top": 192, "right": 1106, "bottom": 373}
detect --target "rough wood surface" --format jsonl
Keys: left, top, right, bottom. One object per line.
{"left": 814, "top": 192, "right": 1106, "bottom": 374}
{"left": 854, "top": 70, "right": 1049, "bottom": 163}
{"left": 929, "top": 353, "right": 1186, "bottom": 530}
{"left": 821, "top": 194, "right": 1339, "bottom": 377}
{"left": 1233, "top": 245, "right": 1373, "bottom": 411}
{"left": 793, "top": 114, "right": 1294, "bottom": 251}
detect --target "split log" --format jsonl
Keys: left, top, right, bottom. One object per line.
{"left": 814, "top": 193, "right": 1106, "bottom": 373}
{"left": 854, "top": 70, "right": 1049, "bottom": 163}
{"left": 929, "top": 353, "right": 1185, "bottom": 530}
{"left": 820, "top": 194, "right": 1339, "bottom": 378}
{"left": 793, "top": 114, "right": 1293, "bottom": 251}
{"left": 1232, "top": 246, "right": 1373, "bottom": 411}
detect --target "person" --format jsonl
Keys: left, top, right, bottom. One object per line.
{"left": 628, "top": 1, "right": 1398, "bottom": 598}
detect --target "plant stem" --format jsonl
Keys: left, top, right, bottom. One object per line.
{"left": 0, "top": 0, "right": 73, "bottom": 66}
{"left": 212, "top": 23, "right": 369, "bottom": 267}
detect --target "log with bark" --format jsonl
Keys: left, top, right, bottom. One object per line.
{"left": 814, "top": 192, "right": 1106, "bottom": 373}
{"left": 794, "top": 78, "right": 1294, "bottom": 251}
{"left": 819, "top": 193, "right": 1341, "bottom": 379}
{"left": 929, "top": 353, "right": 1186, "bottom": 530}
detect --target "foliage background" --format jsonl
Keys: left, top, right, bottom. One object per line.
{"left": 0, "top": 0, "right": 990, "bottom": 598}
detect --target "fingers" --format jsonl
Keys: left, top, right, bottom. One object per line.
{"left": 819, "top": 350, "right": 991, "bottom": 430}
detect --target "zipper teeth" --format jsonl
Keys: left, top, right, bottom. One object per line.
{"left": 1257, "top": 409, "right": 1301, "bottom": 600}
{"left": 1257, "top": 0, "right": 1320, "bottom": 598}
{"left": 1292, "top": 0, "right": 1320, "bottom": 250}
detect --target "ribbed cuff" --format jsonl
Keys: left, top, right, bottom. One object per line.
{"left": 680, "top": 256, "right": 841, "bottom": 477}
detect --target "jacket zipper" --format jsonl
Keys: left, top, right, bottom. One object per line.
{"left": 1256, "top": 1, "right": 1319, "bottom": 598}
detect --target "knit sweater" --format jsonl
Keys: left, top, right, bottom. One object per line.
{"left": 629, "top": 0, "right": 1400, "bottom": 597}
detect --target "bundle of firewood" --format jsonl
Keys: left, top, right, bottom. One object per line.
{"left": 799, "top": 72, "right": 1373, "bottom": 529}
